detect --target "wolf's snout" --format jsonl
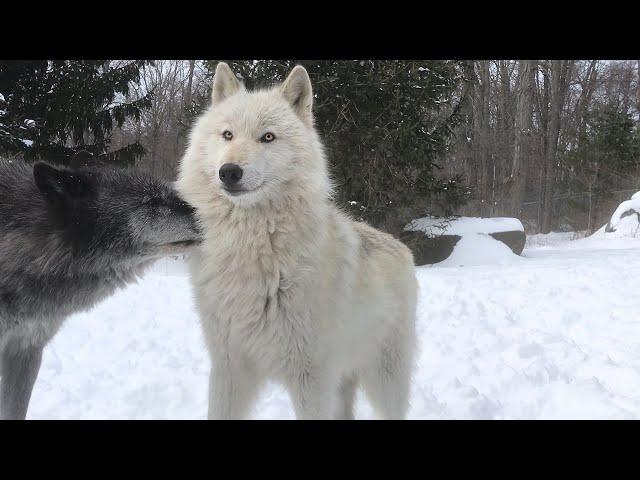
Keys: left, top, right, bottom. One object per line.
{"left": 219, "top": 163, "right": 243, "bottom": 186}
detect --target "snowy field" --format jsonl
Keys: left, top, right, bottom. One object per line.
{"left": 28, "top": 231, "right": 640, "bottom": 419}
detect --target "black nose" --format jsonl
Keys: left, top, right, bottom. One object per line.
{"left": 219, "top": 163, "right": 243, "bottom": 186}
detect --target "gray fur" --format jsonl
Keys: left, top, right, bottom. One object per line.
{"left": 0, "top": 159, "right": 202, "bottom": 419}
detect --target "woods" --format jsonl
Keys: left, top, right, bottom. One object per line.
{"left": 449, "top": 60, "right": 640, "bottom": 234}
{"left": 1, "top": 59, "right": 639, "bottom": 236}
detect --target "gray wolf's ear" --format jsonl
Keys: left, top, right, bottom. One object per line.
{"left": 34, "top": 162, "right": 96, "bottom": 204}
{"left": 281, "top": 65, "right": 313, "bottom": 126}
{"left": 211, "top": 62, "right": 242, "bottom": 105}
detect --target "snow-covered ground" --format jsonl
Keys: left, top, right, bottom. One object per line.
{"left": 28, "top": 232, "right": 640, "bottom": 419}
{"left": 525, "top": 231, "right": 588, "bottom": 249}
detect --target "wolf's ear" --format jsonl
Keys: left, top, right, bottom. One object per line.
{"left": 211, "top": 62, "right": 242, "bottom": 106}
{"left": 281, "top": 65, "right": 313, "bottom": 126}
{"left": 34, "top": 162, "right": 95, "bottom": 204}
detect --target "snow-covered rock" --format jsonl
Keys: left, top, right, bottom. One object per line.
{"left": 589, "top": 192, "right": 640, "bottom": 241}
{"left": 435, "top": 232, "right": 523, "bottom": 267}
{"left": 403, "top": 216, "right": 525, "bottom": 266}
{"left": 602, "top": 192, "right": 640, "bottom": 237}
{"left": 406, "top": 216, "right": 523, "bottom": 237}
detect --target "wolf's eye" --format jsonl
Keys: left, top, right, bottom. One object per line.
{"left": 222, "top": 130, "right": 233, "bottom": 140}
{"left": 261, "top": 132, "right": 275, "bottom": 143}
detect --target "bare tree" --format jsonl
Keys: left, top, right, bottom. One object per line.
{"left": 637, "top": 60, "right": 640, "bottom": 112}
{"left": 503, "top": 60, "right": 536, "bottom": 218}
{"left": 112, "top": 60, "right": 209, "bottom": 181}
{"left": 471, "top": 60, "right": 492, "bottom": 216}
{"left": 540, "top": 60, "right": 572, "bottom": 233}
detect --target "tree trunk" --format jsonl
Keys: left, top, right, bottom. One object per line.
{"left": 495, "top": 61, "right": 513, "bottom": 215}
{"left": 637, "top": 60, "right": 640, "bottom": 112}
{"left": 505, "top": 60, "right": 535, "bottom": 218}
{"left": 185, "top": 60, "right": 195, "bottom": 109}
{"left": 575, "top": 60, "right": 598, "bottom": 142}
{"left": 460, "top": 60, "right": 476, "bottom": 193}
{"left": 472, "top": 61, "right": 492, "bottom": 217}
{"left": 540, "top": 60, "right": 566, "bottom": 234}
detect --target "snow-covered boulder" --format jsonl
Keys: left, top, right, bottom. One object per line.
{"left": 401, "top": 216, "right": 525, "bottom": 266}
{"left": 599, "top": 191, "right": 640, "bottom": 238}
{"left": 434, "top": 231, "right": 523, "bottom": 267}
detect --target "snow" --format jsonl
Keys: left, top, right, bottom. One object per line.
{"left": 406, "top": 215, "right": 523, "bottom": 236}
{"left": 433, "top": 233, "right": 522, "bottom": 267}
{"left": 26, "top": 234, "right": 640, "bottom": 419}
{"left": 525, "top": 231, "right": 588, "bottom": 249}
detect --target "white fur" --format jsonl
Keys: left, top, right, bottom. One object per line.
{"left": 176, "top": 63, "right": 418, "bottom": 419}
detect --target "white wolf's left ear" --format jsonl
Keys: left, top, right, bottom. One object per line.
{"left": 281, "top": 65, "right": 313, "bottom": 126}
{"left": 211, "top": 62, "right": 242, "bottom": 106}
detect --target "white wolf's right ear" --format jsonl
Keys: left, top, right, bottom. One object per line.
{"left": 211, "top": 62, "right": 242, "bottom": 106}
{"left": 281, "top": 65, "right": 313, "bottom": 126}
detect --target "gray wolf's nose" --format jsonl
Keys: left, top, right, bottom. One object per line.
{"left": 219, "top": 163, "right": 243, "bottom": 186}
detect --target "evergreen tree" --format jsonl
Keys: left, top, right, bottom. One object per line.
{"left": 565, "top": 105, "right": 640, "bottom": 195}
{"left": 561, "top": 104, "right": 640, "bottom": 231}
{"left": 189, "top": 60, "right": 469, "bottom": 235}
{"left": 0, "top": 60, "right": 152, "bottom": 166}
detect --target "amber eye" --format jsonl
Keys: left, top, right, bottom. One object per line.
{"left": 223, "top": 130, "right": 233, "bottom": 140}
{"left": 261, "top": 132, "right": 275, "bottom": 143}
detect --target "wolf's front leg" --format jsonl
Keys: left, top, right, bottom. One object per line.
{"left": 208, "top": 352, "right": 261, "bottom": 420}
{"left": 0, "top": 340, "right": 44, "bottom": 420}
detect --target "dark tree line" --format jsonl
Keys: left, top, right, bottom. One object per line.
{"left": 2, "top": 59, "right": 639, "bottom": 237}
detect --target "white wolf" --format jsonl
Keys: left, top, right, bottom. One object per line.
{"left": 176, "top": 63, "right": 418, "bottom": 419}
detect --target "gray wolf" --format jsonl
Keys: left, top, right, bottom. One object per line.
{"left": 0, "top": 159, "right": 201, "bottom": 419}
{"left": 176, "top": 62, "right": 418, "bottom": 419}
